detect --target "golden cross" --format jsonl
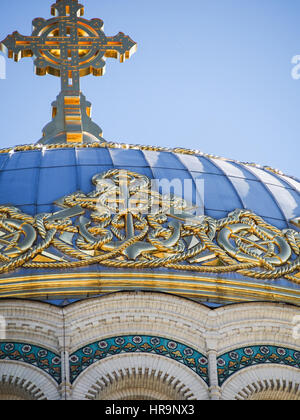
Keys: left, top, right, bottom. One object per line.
{"left": 0, "top": 0, "right": 137, "bottom": 144}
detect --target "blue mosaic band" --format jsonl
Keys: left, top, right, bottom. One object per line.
{"left": 1, "top": 340, "right": 299, "bottom": 389}
{"left": 0, "top": 342, "right": 61, "bottom": 383}
{"left": 69, "top": 335, "right": 209, "bottom": 385}
{"left": 217, "top": 345, "right": 300, "bottom": 386}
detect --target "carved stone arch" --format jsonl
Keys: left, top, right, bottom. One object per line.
{"left": 221, "top": 365, "right": 300, "bottom": 400}
{"left": 71, "top": 353, "right": 209, "bottom": 400}
{"left": 0, "top": 361, "right": 60, "bottom": 400}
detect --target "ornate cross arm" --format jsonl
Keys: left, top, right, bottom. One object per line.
{"left": 50, "top": 0, "right": 84, "bottom": 17}
{"left": 0, "top": 32, "right": 35, "bottom": 62}
{"left": 105, "top": 33, "right": 137, "bottom": 65}
{"left": 1, "top": 29, "right": 136, "bottom": 79}
{"left": 0, "top": 0, "right": 137, "bottom": 145}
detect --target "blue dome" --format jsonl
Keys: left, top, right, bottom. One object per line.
{"left": 0, "top": 144, "right": 299, "bottom": 230}
{"left": 0, "top": 143, "right": 299, "bottom": 307}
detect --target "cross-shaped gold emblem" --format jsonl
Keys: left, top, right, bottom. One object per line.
{"left": 0, "top": 0, "right": 137, "bottom": 144}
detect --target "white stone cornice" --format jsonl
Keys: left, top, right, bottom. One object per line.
{"left": 0, "top": 293, "right": 299, "bottom": 399}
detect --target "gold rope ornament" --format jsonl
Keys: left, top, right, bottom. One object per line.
{"left": 0, "top": 170, "right": 299, "bottom": 284}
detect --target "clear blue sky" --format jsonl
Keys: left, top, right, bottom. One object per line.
{"left": 0, "top": 0, "right": 299, "bottom": 178}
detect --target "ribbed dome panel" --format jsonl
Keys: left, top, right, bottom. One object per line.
{"left": 0, "top": 147, "right": 299, "bottom": 230}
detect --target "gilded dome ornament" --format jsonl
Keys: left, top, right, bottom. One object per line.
{"left": 0, "top": 0, "right": 299, "bottom": 305}
{"left": 0, "top": 169, "right": 299, "bottom": 303}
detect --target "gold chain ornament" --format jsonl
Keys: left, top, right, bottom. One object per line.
{"left": 0, "top": 170, "right": 299, "bottom": 284}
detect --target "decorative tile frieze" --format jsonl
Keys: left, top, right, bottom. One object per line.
{"left": 69, "top": 335, "right": 209, "bottom": 385}
{"left": 0, "top": 342, "right": 61, "bottom": 383}
{"left": 217, "top": 345, "right": 300, "bottom": 386}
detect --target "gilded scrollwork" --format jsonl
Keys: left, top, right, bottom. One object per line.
{"left": 0, "top": 170, "right": 299, "bottom": 284}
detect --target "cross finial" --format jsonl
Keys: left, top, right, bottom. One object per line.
{"left": 51, "top": 0, "right": 85, "bottom": 18}
{"left": 0, "top": 0, "right": 137, "bottom": 144}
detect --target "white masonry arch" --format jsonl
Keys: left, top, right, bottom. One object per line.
{"left": 71, "top": 353, "right": 209, "bottom": 400}
{"left": 221, "top": 364, "right": 300, "bottom": 400}
{"left": 0, "top": 360, "right": 60, "bottom": 400}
